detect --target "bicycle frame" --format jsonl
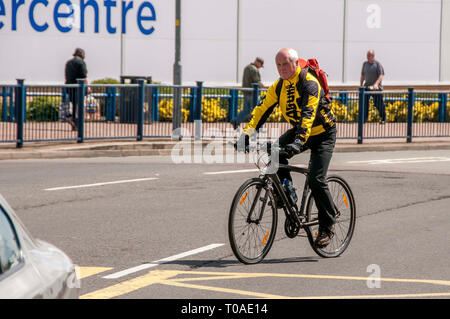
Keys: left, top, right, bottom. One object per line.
{"left": 230, "top": 143, "right": 356, "bottom": 263}
{"left": 259, "top": 163, "right": 320, "bottom": 229}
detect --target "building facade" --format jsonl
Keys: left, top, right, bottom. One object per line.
{"left": 1, "top": 0, "right": 449, "bottom": 85}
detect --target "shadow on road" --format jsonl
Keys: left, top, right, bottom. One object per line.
{"left": 155, "top": 256, "right": 319, "bottom": 269}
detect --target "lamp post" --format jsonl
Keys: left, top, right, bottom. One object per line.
{"left": 172, "top": 0, "right": 182, "bottom": 140}
{"left": 174, "top": 0, "right": 182, "bottom": 86}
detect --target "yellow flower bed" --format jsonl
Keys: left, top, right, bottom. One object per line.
{"left": 158, "top": 97, "right": 228, "bottom": 122}
{"left": 331, "top": 100, "right": 349, "bottom": 122}
{"left": 158, "top": 93, "right": 449, "bottom": 123}
{"left": 331, "top": 98, "right": 445, "bottom": 123}
{"left": 201, "top": 97, "right": 227, "bottom": 122}
{"left": 158, "top": 98, "right": 190, "bottom": 122}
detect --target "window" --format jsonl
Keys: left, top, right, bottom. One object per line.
{"left": 0, "top": 207, "right": 21, "bottom": 276}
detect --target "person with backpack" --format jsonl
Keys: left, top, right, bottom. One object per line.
{"left": 236, "top": 48, "right": 337, "bottom": 248}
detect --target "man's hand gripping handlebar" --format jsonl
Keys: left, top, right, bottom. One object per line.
{"left": 233, "top": 135, "right": 306, "bottom": 158}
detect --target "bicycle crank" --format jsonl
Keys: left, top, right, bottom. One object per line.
{"left": 284, "top": 218, "right": 300, "bottom": 238}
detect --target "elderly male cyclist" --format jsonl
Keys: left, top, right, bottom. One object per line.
{"left": 236, "top": 48, "right": 337, "bottom": 248}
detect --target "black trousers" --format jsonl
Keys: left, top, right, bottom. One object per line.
{"left": 277, "top": 125, "right": 337, "bottom": 229}
{"left": 67, "top": 87, "right": 78, "bottom": 125}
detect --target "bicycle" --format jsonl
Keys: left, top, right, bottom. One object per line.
{"left": 228, "top": 141, "right": 356, "bottom": 264}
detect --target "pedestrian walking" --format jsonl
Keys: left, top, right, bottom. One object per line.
{"left": 231, "top": 57, "right": 265, "bottom": 130}
{"left": 360, "top": 50, "right": 386, "bottom": 123}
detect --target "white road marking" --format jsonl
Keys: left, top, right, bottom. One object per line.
{"left": 347, "top": 157, "right": 450, "bottom": 165}
{"left": 44, "top": 177, "right": 159, "bottom": 191}
{"left": 203, "top": 168, "right": 258, "bottom": 175}
{"left": 102, "top": 243, "right": 225, "bottom": 279}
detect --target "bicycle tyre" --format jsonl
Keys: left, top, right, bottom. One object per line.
{"left": 228, "top": 178, "right": 278, "bottom": 264}
{"left": 305, "top": 175, "right": 356, "bottom": 258}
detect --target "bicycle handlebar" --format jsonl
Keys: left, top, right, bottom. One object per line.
{"left": 230, "top": 140, "right": 307, "bottom": 158}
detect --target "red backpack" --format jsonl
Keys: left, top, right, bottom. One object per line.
{"left": 298, "top": 58, "right": 331, "bottom": 102}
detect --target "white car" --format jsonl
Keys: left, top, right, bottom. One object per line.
{"left": 0, "top": 194, "right": 79, "bottom": 298}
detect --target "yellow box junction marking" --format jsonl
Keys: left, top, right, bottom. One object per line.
{"left": 81, "top": 269, "right": 450, "bottom": 299}
{"left": 78, "top": 267, "right": 113, "bottom": 279}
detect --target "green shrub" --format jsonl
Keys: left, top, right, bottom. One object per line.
{"left": 91, "top": 78, "right": 120, "bottom": 85}
{"left": 27, "top": 96, "right": 61, "bottom": 121}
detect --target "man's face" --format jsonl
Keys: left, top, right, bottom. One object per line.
{"left": 276, "top": 54, "right": 297, "bottom": 80}
{"left": 367, "top": 52, "right": 375, "bottom": 63}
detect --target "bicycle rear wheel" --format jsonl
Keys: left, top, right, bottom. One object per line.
{"left": 228, "top": 178, "right": 277, "bottom": 264}
{"left": 305, "top": 175, "right": 356, "bottom": 258}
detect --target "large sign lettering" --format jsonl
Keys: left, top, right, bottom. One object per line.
{"left": 0, "top": 0, "right": 156, "bottom": 34}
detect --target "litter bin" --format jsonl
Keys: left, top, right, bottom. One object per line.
{"left": 119, "top": 76, "right": 152, "bottom": 123}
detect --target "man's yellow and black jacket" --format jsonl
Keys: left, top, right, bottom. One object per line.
{"left": 243, "top": 66, "right": 336, "bottom": 144}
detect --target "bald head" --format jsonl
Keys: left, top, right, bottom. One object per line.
{"left": 367, "top": 50, "right": 375, "bottom": 63}
{"left": 276, "top": 48, "right": 299, "bottom": 80}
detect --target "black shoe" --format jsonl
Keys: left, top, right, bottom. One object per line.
{"left": 314, "top": 225, "right": 335, "bottom": 248}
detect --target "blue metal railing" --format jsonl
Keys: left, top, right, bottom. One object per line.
{"left": 1, "top": 79, "right": 449, "bottom": 147}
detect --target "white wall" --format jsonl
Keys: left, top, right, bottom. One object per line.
{"left": 181, "top": 0, "right": 237, "bottom": 84}
{"left": 239, "top": 0, "right": 344, "bottom": 84}
{"left": 123, "top": 0, "right": 174, "bottom": 81}
{"left": 441, "top": 0, "right": 450, "bottom": 81}
{"left": 0, "top": 0, "right": 447, "bottom": 85}
{"left": 345, "top": 0, "right": 441, "bottom": 84}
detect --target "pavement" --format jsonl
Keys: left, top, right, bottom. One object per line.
{"left": 1, "top": 137, "right": 450, "bottom": 160}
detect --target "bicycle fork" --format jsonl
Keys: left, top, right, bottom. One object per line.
{"left": 246, "top": 183, "right": 268, "bottom": 224}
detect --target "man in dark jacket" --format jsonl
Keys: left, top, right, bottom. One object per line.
{"left": 65, "top": 48, "right": 89, "bottom": 130}
{"left": 231, "top": 57, "right": 265, "bottom": 130}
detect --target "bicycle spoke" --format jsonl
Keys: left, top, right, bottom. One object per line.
{"left": 306, "top": 176, "right": 356, "bottom": 258}
{"left": 229, "top": 179, "right": 277, "bottom": 263}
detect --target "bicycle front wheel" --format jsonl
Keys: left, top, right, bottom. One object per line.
{"left": 305, "top": 175, "right": 356, "bottom": 258}
{"left": 228, "top": 178, "right": 277, "bottom": 264}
